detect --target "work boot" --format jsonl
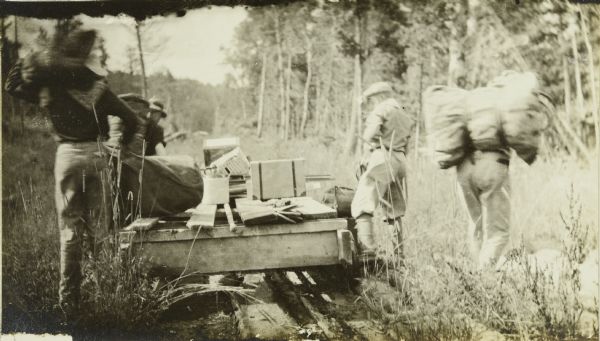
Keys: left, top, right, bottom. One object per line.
{"left": 355, "top": 217, "right": 377, "bottom": 262}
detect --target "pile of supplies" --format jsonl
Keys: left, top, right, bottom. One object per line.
{"left": 184, "top": 137, "right": 335, "bottom": 229}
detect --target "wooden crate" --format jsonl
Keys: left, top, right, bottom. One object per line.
{"left": 203, "top": 137, "right": 240, "bottom": 166}
{"left": 249, "top": 159, "right": 306, "bottom": 200}
{"left": 120, "top": 218, "right": 352, "bottom": 274}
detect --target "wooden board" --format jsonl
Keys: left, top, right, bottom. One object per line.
{"left": 235, "top": 196, "right": 336, "bottom": 221}
{"left": 123, "top": 217, "right": 159, "bottom": 232}
{"left": 235, "top": 304, "right": 298, "bottom": 340}
{"left": 186, "top": 204, "right": 217, "bottom": 228}
{"left": 123, "top": 219, "right": 347, "bottom": 274}
{"left": 289, "top": 196, "right": 337, "bottom": 219}
{"left": 127, "top": 218, "right": 346, "bottom": 242}
{"left": 135, "top": 229, "right": 340, "bottom": 274}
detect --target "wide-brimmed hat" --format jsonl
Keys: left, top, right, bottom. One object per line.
{"left": 148, "top": 97, "right": 167, "bottom": 118}
{"left": 362, "top": 81, "right": 393, "bottom": 100}
{"left": 51, "top": 29, "right": 108, "bottom": 77}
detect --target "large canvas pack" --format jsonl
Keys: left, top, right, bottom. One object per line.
{"left": 423, "top": 86, "right": 470, "bottom": 169}
{"left": 490, "top": 72, "right": 549, "bottom": 163}
{"left": 466, "top": 86, "right": 504, "bottom": 151}
{"left": 424, "top": 72, "right": 550, "bottom": 167}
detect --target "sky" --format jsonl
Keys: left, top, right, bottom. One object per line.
{"left": 12, "top": 7, "right": 248, "bottom": 85}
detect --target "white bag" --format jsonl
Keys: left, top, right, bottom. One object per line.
{"left": 492, "top": 71, "right": 549, "bottom": 163}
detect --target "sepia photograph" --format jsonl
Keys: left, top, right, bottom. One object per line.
{"left": 1, "top": 1, "right": 599, "bottom": 340}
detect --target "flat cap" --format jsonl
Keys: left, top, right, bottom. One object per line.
{"left": 362, "top": 81, "right": 393, "bottom": 100}
{"left": 148, "top": 96, "right": 167, "bottom": 118}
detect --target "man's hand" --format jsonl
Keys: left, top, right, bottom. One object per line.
{"left": 155, "top": 143, "right": 167, "bottom": 156}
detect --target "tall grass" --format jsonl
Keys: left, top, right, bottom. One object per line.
{"left": 3, "top": 120, "right": 598, "bottom": 339}
{"left": 1, "top": 121, "right": 170, "bottom": 337}
{"left": 173, "top": 128, "right": 598, "bottom": 339}
{"left": 357, "top": 153, "right": 598, "bottom": 340}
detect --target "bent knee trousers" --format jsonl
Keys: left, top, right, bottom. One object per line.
{"left": 456, "top": 152, "right": 510, "bottom": 269}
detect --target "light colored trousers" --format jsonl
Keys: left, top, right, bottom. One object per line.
{"left": 55, "top": 142, "right": 110, "bottom": 307}
{"left": 351, "top": 149, "right": 407, "bottom": 220}
{"left": 456, "top": 151, "right": 510, "bottom": 269}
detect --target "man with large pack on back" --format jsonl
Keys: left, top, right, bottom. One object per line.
{"left": 424, "top": 71, "right": 553, "bottom": 270}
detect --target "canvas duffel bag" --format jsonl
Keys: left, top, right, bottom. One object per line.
{"left": 423, "top": 85, "right": 470, "bottom": 169}
{"left": 490, "top": 72, "right": 550, "bottom": 164}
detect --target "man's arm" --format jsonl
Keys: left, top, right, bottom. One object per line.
{"left": 4, "top": 59, "right": 40, "bottom": 104}
{"left": 96, "top": 89, "right": 139, "bottom": 145}
{"left": 152, "top": 126, "right": 167, "bottom": 156}
{"left": 362, "top": 110, "right": 384, "bottom": 148}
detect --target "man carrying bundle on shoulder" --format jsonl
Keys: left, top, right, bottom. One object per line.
{"left": 424, "top": 71, "right": 554, "bottom": 270}
{"left": 4, "top": 28, "right": 139, "bottom": 319}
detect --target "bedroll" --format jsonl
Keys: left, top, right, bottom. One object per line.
{"left": 423, "top": 72, "right": 551, "bottom": 168}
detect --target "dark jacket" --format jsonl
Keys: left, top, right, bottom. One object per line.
{"left": 5, "top": 57, "right": 138, "bottom": 144}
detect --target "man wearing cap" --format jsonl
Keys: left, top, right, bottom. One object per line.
{"left": 114, "top": 95, "right": 167, "bottom": 156}
{"left": 5, "top": 29, "right": 139, "bottom": 318}
{"left": 145, "top": 97, "right": 168, "bottom": 156}
{"left": 351, "top": 81, "right": 415, "bottom": 262}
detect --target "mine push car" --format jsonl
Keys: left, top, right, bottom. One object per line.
{"left": 118, "top": 196, "right": 357, "bottom": 277}
{"left": 119, "top": 137, "right": 359, "bottom": 277}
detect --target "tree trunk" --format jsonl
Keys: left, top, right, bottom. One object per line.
{"left": 300, "top": 38, "right": 312, "bottom": 137}
{"left": 320, "top": 58, "right": 334, "bottom": 133}
{"left": 135, "top": 21, "right": 148, "bottom": 98}
{"left": 274, "top": 13, "right": 286, "bottom": 138}
{"left": 257, "top": 51, "right": 267, "bottom": 138}
{"left": 314, "top": 73, "right": 320, "bottom": 134}
{"left": 12, "top": 16, "right": 24, "bottom": 135}
{"left": 241, "top": 97, "right": 247, "bottom": 120}
{"left": 555, "top": 111, "right": 592, "bottom": 164}
{"left": 563, "top": 56, "right": 572, "bottom": 119}
{"left": 579, "top": 5, "right": 599, "bottom": 152}
{"left": 571, "top": 30, "right": 585, "bottom": 119}
{"left": 447, "top": 0, "right": 467, "bottom": 87}
{"left": 414, "top": 62, "right": 424, "bottom": 159}
{"left": 344, "top": 11, "right": 363, "bottom": 156}
{"left": 284, "top": 53, "right": 292, "bottom": 140}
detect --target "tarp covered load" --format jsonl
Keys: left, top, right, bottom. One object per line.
{"left": 106, "top": 116, "right": 203, "bottom": 219}
{"left": 119, "top": 154, "right": 203, "bottom": 217}
{"left": 423, "top": 86, "right": 470, "bottom": 169}
{"left": 423, "top": 71, "right": 551, "bottom": 167}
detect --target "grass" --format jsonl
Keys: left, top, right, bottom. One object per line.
{"left": 2, "top": 118, "right": 598, "bottom": 339}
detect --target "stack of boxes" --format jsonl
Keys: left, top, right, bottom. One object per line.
{"left": 202, "top": 137, "right": 307, "bottom": 204}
